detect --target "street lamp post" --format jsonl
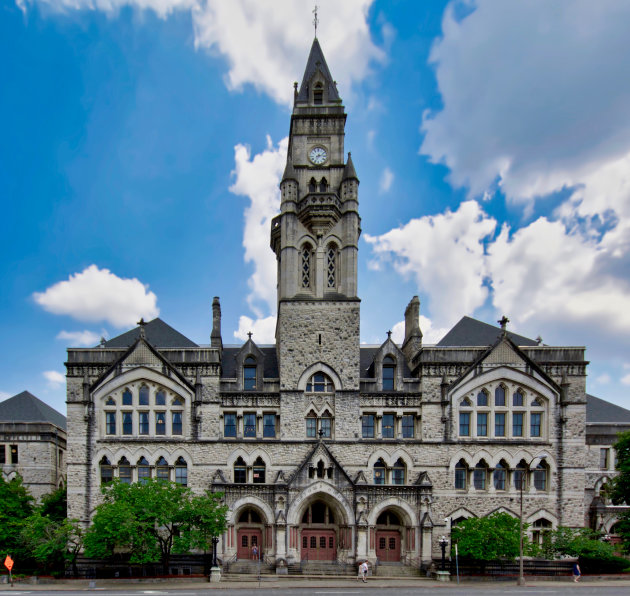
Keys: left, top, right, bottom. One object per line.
{"left": 211, "top": 536, "right": 219, "bottom": 567}
{"left": 439, "top": 535, "right": 448, "bottom": 572}
{"left": 518, "top": 453, "right": 548, "bottom": 587}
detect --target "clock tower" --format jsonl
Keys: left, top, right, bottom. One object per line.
{"left": 271, "top": 38, "right": 360, "bottom": 394}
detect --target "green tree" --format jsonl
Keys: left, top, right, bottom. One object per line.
{"left": 0, "top": 475, "right": 34, "bottom": 567}
{"left": 20, "top": 514, "right": 83, "bottom": 576}
{"left": 38, "top": 486, "right": 67, "bottom": 523}
{"left": 84, "top": 479, "right": 227, "bottom": 572}
{"left": 605, "top": 430, "right": 630, "bottom": 553}
{"left": 451, "top": 513, "right": 526, "bottom": 563}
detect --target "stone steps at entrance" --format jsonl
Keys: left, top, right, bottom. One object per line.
{"left": 288, "top": 561, "right": 357, "bottom": 576}
{"left": 374, "top": 563, "right": 422, "bottom": 577}
{"left": 223, "top": 560, "right": 274, "bottom": 576}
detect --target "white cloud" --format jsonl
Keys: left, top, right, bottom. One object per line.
{"left": 234, "top": 314, "right": 276, "bottom": 344}
{"left": 56, "top": 330, "right": 104, "bottom": 347}
{"left": 595, "top": 373, "right": 611, "bottom": 385}
{"left": 229, "top": 136, "right": 287, "bottom": 318}
{"left": 33, "top": 265, "right": 159, "bottom": 328}
{"left": 365, "top": 200, "right": 496, "bottom": 326}
{"left": 43, "top": 370, "right": 65, "bottom": 388}
{"left": 391, "top": 316, "right": 449, "bottom": 346}
{"left": 421, "top": 1, "right": 630, "bottom": 205}
{"left": 379, "top": 167, "right": 394, "bottom": 193}
{"left": 621, "top": 374, "right": 630, "bottom": 387}
{"left": 20, "top": 0, "right": 382, "bottom": 107}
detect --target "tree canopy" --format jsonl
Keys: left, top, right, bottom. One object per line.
{"left": 604, "top": 430, "right": 630, "bottom": 552}
{"left": 0, "top": 475, "right": 34, "bottom": 562}
{"left": 83, "top": 479, "right": 227, "bottom": 570}
{"left": 451, "top": 513, "right": 524, "bottom": 562}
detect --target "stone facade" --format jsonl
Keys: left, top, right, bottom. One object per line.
{"left": 64, "top": 38, "right": 623, "bottom": 569}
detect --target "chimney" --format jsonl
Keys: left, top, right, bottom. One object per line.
{"left": 402, "top": 296, "right": 422, "bottom": 362}
{"left": 211, "top": 297, "right": 223, "bottom": 351}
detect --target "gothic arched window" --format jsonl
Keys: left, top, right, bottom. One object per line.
{"left": 493, "top": 461, "right": 507, "bottom": 490}
{"left": 382, "top": 356, "right": 395, "bottom": 391}
{"left": 118, "top": 457, "right": 132, "bottom": 484}
{"left": 392, "top": 458, "right": 406, "bottom": 485}
{"left": 155, "top": 390, "right": 166, "bottom": 406}
{"left": 374, "top": 458, "right": 386, "bottom": 485}
{"left": 534, "top": 461, "right": 548, "bottom": 491}
{"left": 319, "top": 177, "right": 328, "bottom": 192}
{"left": 253, "top": 457, "right": 266, "bottom": 484}
{"left": 139, "top": 385, "right": 149, "bottom": 406}
{"left": 175, "top": 457, "right": 187, "bottom": 486}
{"left": 326, "top": 244, "right": 337, "bottom": 289}
{"left": 455, "top": 460, "right": 468, "bottom": 490}
{"left": 122, "top": 389, "right": 132, "bottom": 406}
{"left": 137, "top": 457, "right": 151, "bottom": 484}
{"left": 234, "top": 457, "right": 247, "bottom": 484}
{"left": 156, "top": 456, "right": 169, "bottom": 481}
{"left": 495, "top": 385, "right": 506, "bottom": 406}
{"left": 473, "top": 461, "right": 488, "bottom": 490}
{"left": 477, "top": 390, "right": 488, "bottom": 407}
{"left": 306, "top": 372, "right": 334, "bottom": 393}
{"left": 301, "top": 244, "right": 312, "bottom": 288}
{"left": 100, "top": 456, "right": 113, "bottom": 485}
{"left": 309, "top": 178, "right": 317, "bottom": 193}
{"left": 243, "top": 356, "right": 257, "bottom": 391}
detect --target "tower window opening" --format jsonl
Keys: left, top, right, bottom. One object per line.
{"left": 301, "top": 245, "right": 311, "bottom": 288}
{"left": 327, "top": 245, "right": 336, "bottom": 288}
{"left": 313, "top": 84, "right": 323, "bottom": 105}
{"left": 319, "top": 178, "right": 327, "bottom": 192}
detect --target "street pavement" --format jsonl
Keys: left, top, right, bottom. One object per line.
{"left": 1, "top": 575, "right": 630, "bottom": 593}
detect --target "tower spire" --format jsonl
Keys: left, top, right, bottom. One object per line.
{"left": 313, "top": 4, "right": 319, "bottom": 38}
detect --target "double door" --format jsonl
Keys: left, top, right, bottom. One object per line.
{"left": 375, "top": 530, "right": 400, "bottom": 562}
{"left": 301, "top": 530, "right": 336, "bottom": 561}
{"left": 237, "top": 528, "right": 262, "bottom": 559}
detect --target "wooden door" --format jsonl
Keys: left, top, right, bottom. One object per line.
{"left": 301, "top": 530, "right": 336, "bottom": 561}
{"left": 237, "top": 528, "right": 262, "bottom": 559}
{"left": 376, "top": 530, "right": 400, "bottom": 562}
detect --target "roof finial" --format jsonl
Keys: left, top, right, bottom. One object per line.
{"left": 247, "top": 331, "right": 253, "bottom": 340}
{"left": 137, "top": 317, "right": 147, "bottom": 339}
{"left": 498, "top": 315, "right": 510, "bottom": 336}
{"left": 312, "top": 4, "right": 319, "bottom": 38}
{"left": 387, "top": 330, "right": 392, "bottom": 340}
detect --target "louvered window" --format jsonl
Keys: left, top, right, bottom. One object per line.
{"left": 327, "top": 246, "right": 336, "bottom": 288}
{"left": 301, "top": 246, "right": 311, "bottom": 288}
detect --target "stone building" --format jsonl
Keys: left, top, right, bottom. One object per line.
{"left": 0, "top": 390, "right": 66, "bottom": 501}
{"left": 65, "top": 38, "right": 627, "bottom": 568}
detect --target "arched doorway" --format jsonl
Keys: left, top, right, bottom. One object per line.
{"left": 375, "top": 510, "right": 402, "bottom": 562}
{"left": 236, "top": 508, "right": 264, "bottom": 560}
{"left": 300, "top": 500, "right": 337, "bottom": 561}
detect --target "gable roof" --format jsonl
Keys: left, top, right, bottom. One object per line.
{"left": 437, "top": 316, "right": 539, "bottom": 347}
{"left": 103, "top": 318, "right": 198, "bottom": 348}
{"left": 297, "top": 38, "right": 341, "bottom": 103}
{"left": 586, "top": 394, "right": 630, "bottom": 424}
{"left": 0, "top": 391, "right": 66, "bottom": 430}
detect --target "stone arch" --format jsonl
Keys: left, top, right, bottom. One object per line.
{"left": 226, "top": 447, "right": 253, "bottom": 468}
{"left": 367, "top": 497, "right": 417, "bottom": 526}
{"left": 367, "top": 448, "right": 395, "bottom": 468}
{"left": 247, "top": 447, "right": 273, "bottom": 468}
{"left": 286, "top": 482, "right": 354, "bottom": 526}
{"left": 298, "top": 362, "right": 342, "bottom": 392}
{"left": 229, "top": 495, "right": 274, "bottom": 525}
{"left": 594, "top": 476, "right": 611, "bottom": 495}
{"left": 526, "top": 508, "right": 558, "bottom": 527}
{"left": 448, "top": 450, "right": 474, "bottom": 472}
{"left": 297, "top": 232, "right": 318, "bottom": 251}
{"left": 93, "top": 366, "right": 193, "bottom": 403}
{"left": 470, "top": 449, "right": 494, "bottom": 467}
{"left": 487, "top": 506, "right": 518, "bottom": 518}
{"left": 489, "top": 449, "right": 513, "bottom": 468}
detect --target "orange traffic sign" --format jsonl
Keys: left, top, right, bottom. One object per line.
{"left": 4, "top": 555, "right": 13, "bottom": 571}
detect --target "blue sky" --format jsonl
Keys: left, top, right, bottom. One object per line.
{"left": 2, "top": 0, "right": 630, "bottom": 415}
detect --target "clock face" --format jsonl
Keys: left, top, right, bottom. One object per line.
{"left": 309, "top": 146, "right": 328, "bottom": 165}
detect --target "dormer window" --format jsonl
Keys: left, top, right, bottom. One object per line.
{"left": 382, "top": 356, "right": 395, "bottom": 391}
{"left": 306, "top": 372, "right": 334, "bottom": 393}
{"left": 313, "top": 83, "right": 323, "bottom": 105}
{"left": 244, "top": 356, "right": 257, "bottom": 390}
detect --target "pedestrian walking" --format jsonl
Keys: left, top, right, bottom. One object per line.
{"left": 252, "top": 545, "right": 258, "bottom": 560}
{"left": 572, "top": 562, "right": 581, "bottom": 582}
{"left": 358, "top": 560, "right": 368, "bottom": 582}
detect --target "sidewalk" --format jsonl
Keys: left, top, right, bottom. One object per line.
{"left": 1, "top": 575, "right": 630, "bottom": 591}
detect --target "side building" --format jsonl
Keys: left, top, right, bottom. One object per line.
{"left": 0, "top": 390, "right": 67, "bottom": 500}
{"left": 64, "top": 37, "right": 625, "bottom": 569}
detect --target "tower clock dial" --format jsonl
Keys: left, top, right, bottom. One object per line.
{"left": 309, "top": 146, "right": 328, "bottom": 165}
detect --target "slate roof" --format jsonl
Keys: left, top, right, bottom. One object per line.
{"left": 437, "top": 316, "right": 539, "bottom": 347}
{"left": 586, "top": 394, "right": 630, "bottom": 424}
{"left": 103, "top": 318, "right": 198, "bottom": 348}
{"left": 297, "top": 38, "right": 341, "bottom": 103}
{"left": 0, "top": 391, "right": 66, "bottom": 430}
{"left": 221, "top": 347, "right": 279, "bottom": 379}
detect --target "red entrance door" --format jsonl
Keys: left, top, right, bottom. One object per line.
{"left": 301, "top": 530, "right": 336, "bottom": 561}
{"left": 237, "top": 529, "right": 262, "bottom": 559}
{"left": 376, "top": 530, "right": 400, "bottom": 562}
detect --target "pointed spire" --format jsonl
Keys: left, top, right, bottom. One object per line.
{"left": 297, "top": 38, "right": 340, "bottom": 103}
{"left": 281, "top": 156, "right": 298, "bottom": 183}
{"left": 342, "top": 152, "right": 358, "bottom": 181}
